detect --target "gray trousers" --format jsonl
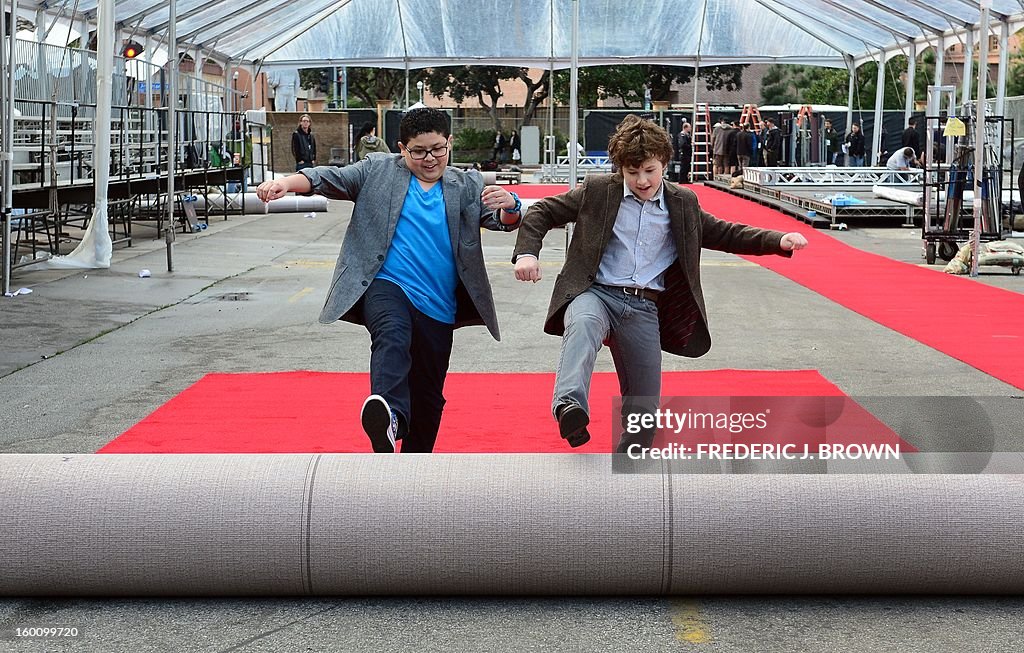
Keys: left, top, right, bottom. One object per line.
{"left": 553, "top": 285, "right": 662, "bottom": 441}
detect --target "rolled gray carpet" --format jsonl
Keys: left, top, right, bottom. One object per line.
{"left": 1, "top": 454, "right": 1022, "bottom": 595}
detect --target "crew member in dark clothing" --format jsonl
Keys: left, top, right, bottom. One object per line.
{"left": 763, "top": 119, "right": 782, "bottom": 167}
{"left": 902, "top": 117, "right": 921, "bottom": 158}
{"left": 1018, "top": 160, "right": 1023, "bottom": 219}
{"left": 291, "top": 114, "right": 317, "bottom": 171}
{"left": 736, "top": 123, "right": 755, "bottom": 171}
{"left": 677, "top": 122, "right": 693, "bottom": 183}
{"left": 845, "top": 122, "right": 866, "bottom": 167}
{"left": 724, "top": 121, "right": 740, "bottom": 174}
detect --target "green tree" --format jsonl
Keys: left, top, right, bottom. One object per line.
{"left": 298, "top": 68, "right": 326, "bottom": 92}
{"left": 761, "top": 51, "right": 938, "bottom": 110}
{"left": 346, "top": 68, "right": 406, "bottom": 107}
{"left": 1005, "top": 44, "right": 1024, "bottom": 97}
{"left": 299, "top": 67, "right": 405, "bottom": 106}
{"left": 420, "top": 66, "right": 553, "bottom": 132}
{"left": 552, "top": 64, "right": 746, "bottom": 108}
{"left": 298, "top": 68, "right": 331, "bottom": 95}
{"left": 298, "top": 67, "right": 406, "bottom": 107}
{"left": 553, "top": 66, "right": 645, "bottom": 107}
{"left": 515, "top": 69, "right": 552, "bottom": 128}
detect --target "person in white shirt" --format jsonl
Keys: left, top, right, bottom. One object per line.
{"left": 886, "top": 147, "right": 918, "bottom": 171}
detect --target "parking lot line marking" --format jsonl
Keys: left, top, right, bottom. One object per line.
{"left": 671, "top": 599, "right": 712, "bottom": 644}
{"left": 288, "top": 287, "right": 315, "bottom": 303}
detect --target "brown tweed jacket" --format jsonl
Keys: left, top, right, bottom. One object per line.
{"left": 512, "top": 174, "right": 791, "bottom": 357}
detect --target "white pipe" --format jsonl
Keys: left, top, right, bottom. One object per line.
{"left": 251, "top": 62, "right": 258, "bottom": 110}
{"left": 224, "top": 57, "right": 233, "bottom": 114}
{"left": 184, "top": 193, "right": 328, "bottom": 213}
{"left": 47, "top": 0, "right": 114, "bottom": 270}
{"left": 166, "top": 0, "right": 177, "bottom": 272}
{"left": 962, "top": 28, "right": 974, "bottom": 107}
{"left": 547, "top": 60, "right": 554, "bottom": 166}
{"left": 546, "top": 0, "right": 553, "bottom": 167}
{"left": 872, "top": 50, "right": 886, "bottom": 165}
{"left": 846, "top": 57, "right": 855, "bottom": 138}
{"left": 1, "top": 0, "right": 12, "bottom": 294}
{"left": 970, "top": 3, "right": 991, "bottom": 278}
{"left": 995, "top": 21, "right": 1008, "bottom": 116}
{"left": 904, "top": 42, "right": 916, "bottom": 120}
{"left": 693, "top": 0, "right": 709, "bottom": 178}
{"left": 144, "top": 35, "right": 154, "bottom": 112}
{"left": 568, "top": 0, "right": 579, "bottom": 191}
{"left": 934, "top": 35, "right": 945, "bottom": 89}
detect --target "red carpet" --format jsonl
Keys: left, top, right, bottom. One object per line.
{"left": 101, "top": 370, "right": 909, "bottom": 454}
{"left": 687, "top": 185, "right": 1024, "bottom": 390}
{"left": 513, "top": 183, "right": 570, "bottom": 199}
{"left": 519, "top": 182, "right": 1024, "bottom": 389}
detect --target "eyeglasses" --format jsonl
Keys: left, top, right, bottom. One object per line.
{"left": 406, "top": 145, "right": 449, "bottom": 160}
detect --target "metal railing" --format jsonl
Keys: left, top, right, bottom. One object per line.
{"left": 743, "top": 167, "right": 924, "bottom": 187}
{"left": 8, "top": 98, "right": 247, "bottom": 190}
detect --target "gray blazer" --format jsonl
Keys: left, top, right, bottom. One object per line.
{"left": 302, "top": 153, "right": 519, "bottom": 340}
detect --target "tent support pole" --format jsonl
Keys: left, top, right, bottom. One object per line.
{"left": 970, "top": 3, "right": 991, "bottom": 278}
{"left": 872, "top": 49, "right": 885, "bottom": 165}
{"left": 904, "top": 41, "right": 916, "bottom": 121}
{"left": 995, "top": 20, "right": 1008, "bottom": 116}
{"left": 845, "top": 57, "right": 855, "bottom": 136}
{"left": 166, "top": 0, "right": 178, "bottom": 272}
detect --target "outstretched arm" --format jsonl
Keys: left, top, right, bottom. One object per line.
{"left": 255, "top": 173, "right": 312, "bottom": 201}
{"left": 511, "top": 184, "right": 586, "bottom": 283}
{"left": 256, "top": 160, "right": 370, "bottom": 203}
{"left": 700, "top": 208, "right": 808, "bottom": 256}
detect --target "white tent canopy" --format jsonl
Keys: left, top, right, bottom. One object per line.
{"left": 19, "top": 0, "right": 1024, "bottom": 70}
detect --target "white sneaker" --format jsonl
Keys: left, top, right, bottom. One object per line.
{"left": 361, "top": 394, "right": 397, "bottom": 453}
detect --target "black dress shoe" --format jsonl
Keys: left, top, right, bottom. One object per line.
{"left": 557, "top": 404, "right": 591, "bottom": 448}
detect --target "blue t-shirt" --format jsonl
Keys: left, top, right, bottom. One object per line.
{"left": 376, "top": 178, "right": 458, "bottom": 323}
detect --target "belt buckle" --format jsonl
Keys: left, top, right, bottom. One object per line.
{"left": 623, "top": 286, "right": 640, "bottom": 297}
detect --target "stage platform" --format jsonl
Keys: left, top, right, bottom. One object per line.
{"left": 704, "top": 175, "right": 921, "bottom": 229}
{"left": 11, "top": 166, "right": 245, "bottom": 209}
{"left": 6, "top": 166, "right": 248, "bottom": 270}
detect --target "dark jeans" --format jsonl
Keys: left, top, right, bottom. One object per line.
{"left": 679, "top": 156, "right": 692, "bottom": 183}
{"left": 363, "top": 279, "right": 454, "bottom": 453}
{"left": 295, "top": 162, "right": 313, "bottom": 172}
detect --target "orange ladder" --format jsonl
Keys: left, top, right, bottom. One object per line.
{"left": 690, "top": 102, "right": 712, "bottom": 181}
{"left": 739, "top": 103, "right": 764, "bottom": 131}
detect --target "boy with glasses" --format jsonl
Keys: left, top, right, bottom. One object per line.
{"left": 256, "top": 108, "right": 522, "bottom": 453}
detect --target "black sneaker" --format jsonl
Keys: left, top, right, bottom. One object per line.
{"left": 557, "top": 403, "right": 591, "bottom": 448}
{"left": 361, "top": 394, "right": 397, "bottom": 453}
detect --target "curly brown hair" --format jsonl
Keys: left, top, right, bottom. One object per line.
{"left": 606, "top": 114, "right": 673, "bottom": 169}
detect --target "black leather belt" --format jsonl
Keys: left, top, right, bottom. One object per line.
{"left": 599, "top": 284, "right": 660, "bottom": 302}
